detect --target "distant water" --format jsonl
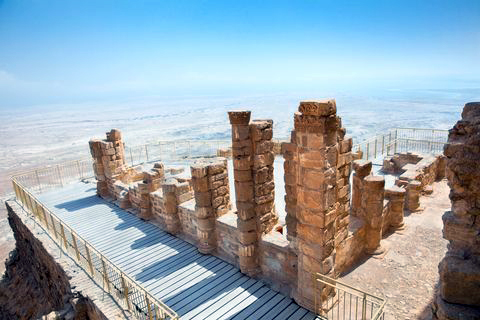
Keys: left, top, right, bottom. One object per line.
{"left": 0, "top": 87, "right": 479, "bottom": 195}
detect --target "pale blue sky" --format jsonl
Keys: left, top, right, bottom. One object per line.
{"left": 0, "top": 0, "right": 479, "bottom": 107}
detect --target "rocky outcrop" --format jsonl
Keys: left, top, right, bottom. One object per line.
{"left": 433, "top": 102, "right": 480, "bottom": 319}
{"left": 0, "top": 202, "right": 107, "bottom": 320}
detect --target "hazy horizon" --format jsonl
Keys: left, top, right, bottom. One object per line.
{"left": 1, "top": 0, "right": 479, "bottom": 108}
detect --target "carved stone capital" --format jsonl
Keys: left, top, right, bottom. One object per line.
{"left": 228, "top": 111, "right": 251, "bottom": 125}
{"left": 299, "top": 99, "right": 336, "bottom": 116}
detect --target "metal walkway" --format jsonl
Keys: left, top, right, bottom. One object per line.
{"left": 36, "top": 181, "right": 318, "bottom": 320}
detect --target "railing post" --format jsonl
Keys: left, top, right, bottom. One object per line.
{"left": 362, "top": 292, "right": 367, "bottom": 320}
{"left": 374, "top": 137, "right": 378, "bottom": 158}
{"left": 381, "top": 135, "right": 385, "bottom": 155}
{"left": 101, "top": 259, "right": 111, "bottom": 293}
{"left": 35, "top": 170, "right": 42, "bottom": 193}
{"left": 40, "top": 205, "right": 49, "bottom": 230}
{"left": 312, "top": 273, "right": 318, "bottom": 315}
{"left": 56, "top": 165, "right": 64, "bottom": 187}
{"left": 145, "top": 145, "right": 149, "bottom": 162}
{"left": 76, "top": 160, "right": 82, "bottom": 179}
{"left": 366, "top": 142, "right": 370, "bottom": 161}
{"left": 60, "top": 224, "right": 68, "bottom": 249}
{"left": 121, "top": 275, "right": 131, "bottom": 311}
{"left": 71, "top": 233, "right": 81, "bottom": 261}
{"left": 129, "top": 148, "right": 134, "bottom": 166}
{"left": 394, "top": 129, "right": 398, "bottom": 154}
{"left": 50, "top": 214, "right": 59, "bottom": 240}
{"left": 146, "top": 293, "right": 153, "bottom": 320}
{"left": 85, "top": 244, "right": 95, "bottom": 275}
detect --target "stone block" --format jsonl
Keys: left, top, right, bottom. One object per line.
{"left": 299, "top": 99, "right": 336, "bottom": 117}
{"left": 228, "top": 111, "right": 251, "bottom": 125}
{"left": 194, "top": 191, "right": 211, "bottom": 207}
{"left": 232, "top": 125, "right": 250, "bottom": 141}
{"left": 439, "top": 256, "right": 480, "bottom": 306}
{"left": 352, "top": 160, "right": 372, "bottom": 177}
{"left": 238, "top": 217, "right": 257, "bottom": 232}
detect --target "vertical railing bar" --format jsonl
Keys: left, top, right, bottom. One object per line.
{"left": 350, "top": 293, "right": 352, "bottom": 320}
{"left": 356, "top": 296, "right": 358, "bottom": 320}
{"left": 362, "top": 293, "right": 367, "bottom": 320}
{"left": 50, "top": 214, "right": 59, "bottom": 240}
{"left": 60, "top": 224, "right": 68, "bottom": 249}
{"left": 102, "top": 259, "right": 111, "bottom": 293}
{"left": 121, "top": 275, "right": 131, "bottom": 311}
{"left": 71, "top": 233, "right": 81, "bottom": 261}
{"left": 35, "top": 170, "right": 42, "bottom": 193}
{"left": 85, "top": 244, "right": 94, "bottom": 275}
{"left": 146, "top": 293, "right": 153, "bottom": 320}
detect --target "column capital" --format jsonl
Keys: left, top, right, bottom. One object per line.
{"left": 228, "top": 110, "right": 251, "bottom": 125}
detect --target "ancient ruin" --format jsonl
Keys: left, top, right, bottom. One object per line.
{"left": 433, "top": 102, "right": 480, "bottom": 319}
{"left": 8, "top": 99, "right": 480, "bottom": 319}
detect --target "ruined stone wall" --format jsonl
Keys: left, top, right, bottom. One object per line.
{"left": 433, "top": 102, "right": 480, "bottom": 319}
{"left": 259, "top": 233, "right": 297, "bottom": 296}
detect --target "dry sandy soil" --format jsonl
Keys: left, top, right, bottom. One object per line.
{"left": 340, "top": 180, "right": 450, "bottom": 320}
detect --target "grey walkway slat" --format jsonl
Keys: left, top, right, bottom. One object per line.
{"left": 35, "top": 181, "right": 315, "bottom": 319}
{"left": 272, "top": 302, "right": 301, "bottom": 320}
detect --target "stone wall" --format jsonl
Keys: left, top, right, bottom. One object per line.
{"left": 433, "top": 102, "right": 480, "bottom": 319}
{"left": 259, "top": 232, "right": 297, "bottom": 296}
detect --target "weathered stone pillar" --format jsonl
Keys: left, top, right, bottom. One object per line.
{"left": 351, "top": 160, "right": 372, "bottom": 217}
{"left": 385, "top": 186, "right": 406, "bottom": 230}
{"left": 282, "top": 134, "right": 298, "bottom": 240}
{"left": 433, "top": 102, "right": 480, "bottom": 319}
{"left": 363, "top": 175, "right": 385, "bottom": 255}
{"left": 405, "top": 180, "right": 422, "bottom": 211}
{"left": 191, "top": 160, "right": 230, "bottom": 254}
{"left": 162, "top": 181, "right": 182, "bottom": 235}
{"left": 228, "top": 111, "right": 278, "bottom": 276}
{"left": 228, "top": 111, "right": 259, "bottom": 276}
{"left": 250, "top": 120, "right": 277, "bottom": 234}
{"left": 292, "top": 100, "right": 342, "bottom": 311}
{"left": 89, "top": 129, "right": 126, "bottom": 198}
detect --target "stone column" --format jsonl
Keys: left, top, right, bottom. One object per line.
{"left": 250, "top": 120, "right": 277, "bottom": 234}
{"left": 351, "top": 160, "right": 372, "bottom": 217}
{"left": 363, "top": 175, "right": 385, "bottom": 255}
{"left": 88, "top": 129, "right": 126, "bottom": 198}
{"left": 405, "top": 180, "right": 422, "bottom": 211}
{"left": 292, "top": 100, "right": 342, "bottom": 312}
{"left": 433, "top": 102, "right": 480, "bottom": 319}
{"left": 228, "top": 111, "right": 259, "bottom": 276}
{"left": 162, "top": 181, "right": 182, "bottom": 235}
{"left": 385, "top": 186, "right": 406, "bottom": 230}
{"left": 191, "top": 160, "right": 230, "bottom": 254}
{"left": 282, "top": 133, "right": 298, "bottom": 240}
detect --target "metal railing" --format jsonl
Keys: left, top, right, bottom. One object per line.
{"left": 125, "top": 140, "right": 232, "bottom": 166}
{"left": 352, "top": 127, "right": 449, "bottom": 161}
{"left": 313, "top": 273, "right": 386, "bottom": 320}
{"left": 11, "top": 170, "right": 178, "bottom": 319}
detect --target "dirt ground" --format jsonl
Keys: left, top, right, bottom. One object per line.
{"left": 340, "top": 180, "right": 450, "bottom": 320}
